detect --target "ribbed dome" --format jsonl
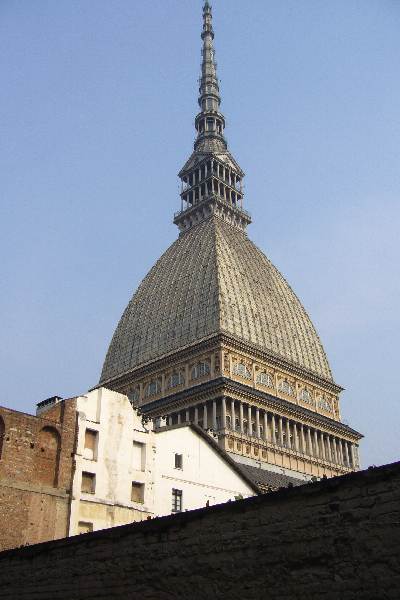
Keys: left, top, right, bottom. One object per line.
{"left": 100, "top": 216, "right": 332, "bottom": 384}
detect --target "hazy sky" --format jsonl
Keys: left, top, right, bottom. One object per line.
{"left": 1, "top": 1, "right": 399, "bottom": 468}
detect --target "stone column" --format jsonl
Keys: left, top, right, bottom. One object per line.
{"left": 278, "top": 417, "right": 283, "bottom": 446}
{"left": 263, "top": 412, "right": 268, "bottom": 441}
{"left": 326, "top": 436, "right": 332, "bottom": 462}
{"left": 338, "top": 439, "right": 343, "bottom": 465}
{"left": 248, "top": 405, "right": 253, "bottom": 436}
{"left": 272, "top": 414, "right": 277, "bottom": 444}
{"left": 307, "top": 427, "right": 312, "bottom": 456}
{"left": 212, "top": 399, "right": 217, "bottom": 430}
{"left": 185, "top": 409, "right": 190, "bottom": 423}
{"left": 301, "top": 424, "right": 306, "bottom": 454}
{"left": 203, "top": 403, "right": 208, "bottom": 429}
{"left": 168, "top": 415, "right": 173, "bottom": 426}
{"left": 255, "top": 408, "right": 260, "bottom": 438}
{"left": 332, "top": 438, "right": 337, "bottom": 463}
{"left": 293, "top": 423, "right": 299, "bottom": 452}
{"left": 239, "top": 402, "right": 244, "bottom": 434}
{"left": 231, "top": 399, "right": 235, "bottom": 431}
{"left": 353, "top": 445, "right": 359, "bottom": 468}
{"left": 344, "top": 442, "right": 350, "bottom": 467}
{"left": 222, "top": 397, "right": 227, "bottom": 430}
{"left": 314, "top": 430, "right": 319, "bottom": 458}
{"left": 286, "top": 419, "right": 291, "bottom": 449}
{"left": 194, "top": 406, "right": 199, "bottom": 425}
{"left": 320, "top": 433, "right": 326, "bottom": 460}
{"left": 177, "top": 413, "right": 181, "bottom": 425}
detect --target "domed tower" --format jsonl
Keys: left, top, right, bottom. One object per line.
{"left": 99, "top": 2, "right": 362, "bottom": 480}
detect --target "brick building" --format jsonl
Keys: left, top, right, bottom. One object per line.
{"left": 0, "top": 398, "right": 77, "bottom": 551}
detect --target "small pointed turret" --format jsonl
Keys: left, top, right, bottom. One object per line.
{"left": 174, "top": 2, "right": 251, "bottom": 235}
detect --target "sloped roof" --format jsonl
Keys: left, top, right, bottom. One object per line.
{"left": 235, "top": 463, "right": 304, "bottom": 493}
{"left": 100, "top": 215, "right": 332, "bottom": 385}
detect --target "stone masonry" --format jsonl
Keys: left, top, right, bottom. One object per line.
{"left": 0, "top": 399, "right": 77, "bottom": 551}
{"left": 0, "top": 461, "right": 398, "bottom": 599}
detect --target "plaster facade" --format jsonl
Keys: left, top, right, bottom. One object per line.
{"left": 68, "top": 388, "right": 154, "bottom": 535}
{"left": 153, "top": 425, "right": 255, "bottom": 515}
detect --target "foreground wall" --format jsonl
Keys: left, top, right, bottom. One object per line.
{"left": 0, "top": 461, "right": 399, "bottom": 600}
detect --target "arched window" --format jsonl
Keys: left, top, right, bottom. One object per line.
{"left": 36, "top": 427, "right": 61, "bottom": 487}
{"left": 232, "top": 362, "right": 252, "bottom": 380}
{"left": 256, "top": 371, "right": 273, "bottom": 388}
{"left": 191, "top": 361, "right": 210, "bottom": 381}
{"left": 145, "top": 380, "right": 161, "bottom": 399}
{"left": 299, "top": 388, "right": 313, "bottom": 404}
{"left": 0, "top": 416, "right": 5, "bottom": 460}
{"left": 278, "top": 379, "right": 294, "bottom": 396}
{"left": 167, "top": 372, "right": 185, "bottom": 389}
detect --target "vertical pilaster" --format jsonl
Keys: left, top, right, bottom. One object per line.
{"left": 203, "top": 403, "right": 208, "bottom": 429}
{"left": 194, "top": 405, "right": 199, "bottom": 425}
{"left": 231, "top": 399, "right": 235, "bottom": 431}
{"left": 278, "top": 417, "right": 283, "bottom": 446}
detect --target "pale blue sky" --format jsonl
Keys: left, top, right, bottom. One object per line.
{"left": 1, "top": 1, "right": 399, "bottom": 468}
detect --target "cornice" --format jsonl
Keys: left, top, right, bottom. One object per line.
{"left": 95, "top": 330, "right": 342, "bottom": 397}
{"left": 140, "top": 376, "right": 362, "bottom": 441}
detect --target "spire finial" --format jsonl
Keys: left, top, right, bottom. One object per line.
{"left": 196, "top": 0, "right": 224, "bottom": 149}
{"left": 174, "top": 2, "right": 250, "bottom": 234}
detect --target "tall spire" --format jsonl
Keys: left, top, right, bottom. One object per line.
{"left": 195, "top": 1, "right": 226, "bottom": 151}
{"left": 174, "top": 2, "right": 251, "bottom": 235}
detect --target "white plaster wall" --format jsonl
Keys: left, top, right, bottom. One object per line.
{"left": 153, "top": 427, "right": 254, "bottom": 516}
{"left": 69, "top": 388, "right": 155, "bottom": 534}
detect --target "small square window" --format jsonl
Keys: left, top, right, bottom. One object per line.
{"left": 78, "top": 521, "right": 93, "bottom": 534}
{"left": 172, "top": 488, "right": 182, "bottom": 513}
{"left": 131, "top": 482, "right": 145, "bottom": 504}
{"left": 81, "top": 472, "right": 96, "bottom": 494}
{"left": 174, "top": 453, "right": 183, "bottom": 469}
{"left": 84, "top": 429, "right": 98, "bottom": 460}
{"left": 132, "top": 441, "right": 146, "bottom": 471}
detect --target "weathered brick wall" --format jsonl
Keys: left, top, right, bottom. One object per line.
{"left": 0, "top": 400, "right": 77, "bottom": 551}
{"left": 0, "top": 461, "right": 399, "bottom": 600}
